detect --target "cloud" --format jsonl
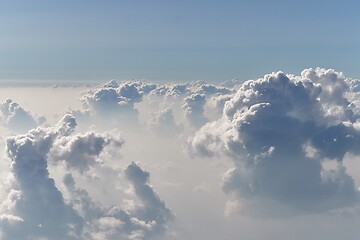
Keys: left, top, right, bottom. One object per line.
{"left": 62, "top": 162, "right": 174, "bottom": 240}
{"left": 346, "top": 78, "right": 360, "bottom": 92}
{"left": 219, "top": 79, "right": 243, "bottom": 89}
{"left": 74, "top": 80, "right": 235, "bottom": 133}
{"left": 149, "top": 81, "right": 233, "bottom": 99}
{"left": 64, "top": 163, "right": 173, "bottom": 240}
{"left": 0, "top": 114, "right": 173, "bottom": 239}
{"left": 49, "top": 130, "right": 124, "bottom": 173}
{"left": 188, "top": 80, "right": 232, "bottom": 96}
{"left": 207, "top": 93, "right": 234, "bottom": 117}
{"left": 80, "top": 80, "right": 152, "bottom": 124}
{"left": 0, "top": 99, "right": 44, "bottom": 133}
{"left": 150, "top": 83, "right": 188, "bottom": 98}
{"left": 2, "top": 69, "right": 360, "bottom": 239}
{"left": 124, "top": 162, "right": 174, "bottom": 235}
{"left": 188, "top": 68, "right": 360, "bottom": 216}
{"left": 0, "top": 114, "right": 81, "bottom": 239}
{"left": 147, "top": 107, "right": 182, "bottom": 136}
{"left": 182, "top": 93, "right": 208, "bottom": 128}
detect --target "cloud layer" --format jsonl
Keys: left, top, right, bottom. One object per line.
{"left": 1, "top": 68, "right": 360, "bottom": 239}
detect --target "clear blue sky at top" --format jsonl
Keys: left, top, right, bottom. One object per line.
{"left": 0, "top": 0, "right": 359, "bottom": 82}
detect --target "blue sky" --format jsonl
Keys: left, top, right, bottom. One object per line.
{"left": 0, "top": 0, "right": 359, "bottom": 82}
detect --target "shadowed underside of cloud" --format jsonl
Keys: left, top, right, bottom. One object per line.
{"left": 0, "top": 115, "right": 173, "bottom": 239}
{"left": 189, "top": 68, "right": 360, "bottom": 216}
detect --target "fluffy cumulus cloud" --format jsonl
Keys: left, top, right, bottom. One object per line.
{"left": 149, "top": 83, "right": 188, "bottom": 98}
{"left": 207, "top": 93, "right": 234, "bottom": 118}
{"left": 188, "top": 80, "right": 232, "bottom": 96}
{"left": 0, "top": 115, "right": 80, "bottom": 239}
{"left": 182, "top": 93, "right": 208, "bottom": 128}
{"left": 148, "top": 80, "right": 233, "bottom": 99}
{"left": 147, "top": 107, "right": 182, "bottom": 136}
{"left": 0, "top": 115, "right": 173, "bottom": 239}
{"left": 49, "top": 130, "right": 124, "bottom": 173}
{"left": 0, "top": 99, "right": 44, "bottom": 133}
{"left": 219, "top": 79, "right": 243, "bottom": 89}
{"left": 189, "top": 68, "right": 360, "bottom": 216}
{"left": 123, "top": 163, "right": 174, "bottom": 237}
{"left": 75, "top": 79, "right": 235, "bottom": 131}
{"left": 80, "top": 80, "right": 156, "bottom": 124}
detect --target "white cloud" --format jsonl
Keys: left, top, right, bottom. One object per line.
{"left": 79, "top": 80, "right": 148, "bottom": 125}
{"left": 147, "top": 107, "right": 182, "bottom": 137}
{"left": 49, "top": 130, "right": 124, "bottom": 173}
{"left": 189, "top": 68, "right": 360, "bottom": 216}
{"left": 150, "top": 83, "right": 188, "bottom": 98}
{"left": 1, "top": 114, "right": 81, "bottom": 239}
{"left": 0, "top": 115, "right": 173, "bottom": 239}
{"left": 0, "top": 99, "right": 44, "bottom": 133}
{"left": 188, "top": 80, "right": 232, "bottom": 96}
{"left": 182, "top": 93, "right": 208, "bottom": 128}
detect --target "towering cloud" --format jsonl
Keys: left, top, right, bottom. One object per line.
{"left": 0, "top": 115, "right": 81, "bottom": 240}
{"left": 124, "top": 162, "right": 174, "bottom": 238}
{"left": 189, "top": 68, "right": 360, "bottom": 216}
{"left": 0, "top": 114, "right": 173, "bottom": 239}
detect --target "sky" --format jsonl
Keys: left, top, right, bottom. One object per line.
{"left": 1, "top": 1, "right": 360, "bottom": 240}
{"left": 0, "top": 0, "right": 359, "bottom": 82}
